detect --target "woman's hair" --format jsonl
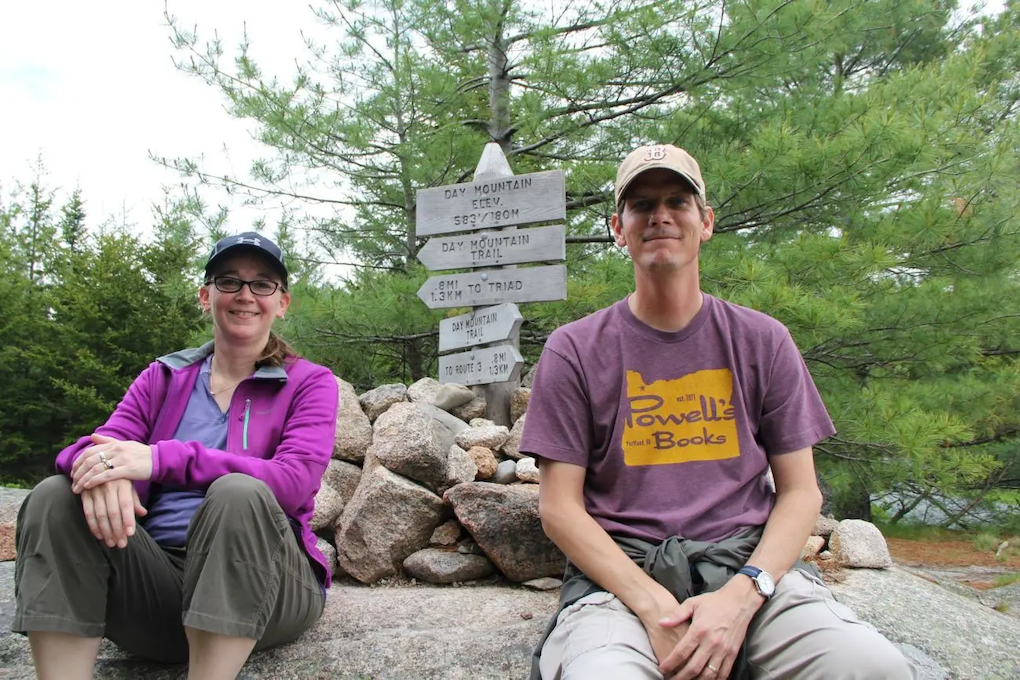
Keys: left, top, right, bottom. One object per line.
{"left": 257, "top": 330, "right": 299, "bottom": 367}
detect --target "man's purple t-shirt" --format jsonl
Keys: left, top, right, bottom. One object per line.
{"left": 519, "top": 294, "right": 835, "bottom": 544}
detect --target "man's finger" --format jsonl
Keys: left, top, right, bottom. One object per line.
{"left": 659, "top": 599, "right": 695, "bottom": 628}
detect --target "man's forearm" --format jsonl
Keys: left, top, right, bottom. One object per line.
{"left": 542, "top": 499, "right": 677, "bottom": 622}
{"left": 744, "top": 486, "right": 822, "bottom": 581}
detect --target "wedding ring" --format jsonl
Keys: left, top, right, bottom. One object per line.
{"left": 706, "top": 664, "right": 719, "bottom": 674}
{"left": 98, "top": 452, "right": 114, "bottom": 470}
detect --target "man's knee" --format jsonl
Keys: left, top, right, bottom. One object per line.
{"left": 814, "top": 630, "right": 915, "bottom": 680}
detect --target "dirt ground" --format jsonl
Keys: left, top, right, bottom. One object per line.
{"left": 885, "top": 535, "right": 1020, "bottom": 590}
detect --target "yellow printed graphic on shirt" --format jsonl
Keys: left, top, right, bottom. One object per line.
{"left": 622, "top": 368, "right": 740, "bottom": 466}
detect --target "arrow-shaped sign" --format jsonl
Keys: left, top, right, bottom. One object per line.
{"left": 417, "top": 264, "right": 567, "bottom": 309}
{"left": 439, "top": 344, "right": 524, "bottom": 386}
{"left": 439, "top": 303, "right": 523, "bottom": 353}
{"left": 418, "top": 224, "right": 565, "bottom": 271}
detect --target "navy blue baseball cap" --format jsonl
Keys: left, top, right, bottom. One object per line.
{"left": 205, "top": 232, "right": 288, "bottom": 286}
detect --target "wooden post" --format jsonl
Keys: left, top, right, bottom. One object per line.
{"left": 473, "top": 143, "right": 518, "bottom": 426}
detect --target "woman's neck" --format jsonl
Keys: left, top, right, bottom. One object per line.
{"left": 210, "top": 340, "right": 263, "bottom": 381}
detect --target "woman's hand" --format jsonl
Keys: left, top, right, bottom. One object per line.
{"left": 71, "top": 433, "right": 154, "bottom": 493}
{"left": 80, "top": 478, "right": 148, "bottom": 548}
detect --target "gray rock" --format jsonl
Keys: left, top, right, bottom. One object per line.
{"left": 370, "top": 403, "right": 449, "bottom": 493}
{"left": 403, "top": 548, "right": 495, "bottom": 584}
{"left": 417, "top": 403, "right": 471, "bottom": 435}
{"left": 445, "top": 444, "right": 478, "bottom": 490}
{"left": 333, "top": 376, "right": 373, "bottom": 463}
{"left": 335, "top": 464, "right": 444, "bottom": 583}
{"left": 521, "top": 364, "right": 535, "bottom": 388}
{"left": 451, "top": 395, "right": 486, "bottom": 421}
{"left": 0, "top": 488, "right": 29, "bottom": 525}
{"left": 446, "top": 483, "right": 565, "bottom": 582}
{"left": 491, "top": 459, "right": 518, "bottom": 485}
{"left": 455, "top": 424, "right": 510, "bottom": 451}
{"left": 309, "top": 483, "right": 344, "bottom": 531}
{"left": 830, "top": 519, "right": 892, "bottom": 568}
{"left": 316, "top": 537, "right": 338, "bottom": 577}
{"left": 515, "top": 457, "right": 539, "bottom": 483}
{"left": 358, "top": 383, "right": 408, "bottom": 422}
{"left": 430, "top": 519, "right": 462, "bottom": 546}
{"left": 433, "top": 384, "right": 476, "bottom": 412}
{"left": 501, "top": 412, "right": 527, "bottom": 460}
{"left": 981, "top": 580, "right": 1020, "bottom": 620}
{"left": 457, "top": 539, "right": 484, "bottom": 555}
{"left": 0, "top": 560, "right": 560, "bottom": 679}
{"left": 510, "top": 388, "right": 530, "bottom": 425}
{"left": 321, "top": 459, "right": 362, "bottom": 506}
{"left": 469, "top": 418, "right": 496, "bottom": 428}
{"left": 813, "top": 515, "right": 839, "bottom": 537}
{"left": 407, "top": 377, "right": 443, "bottom": 404}
{"left": 828, "top": 566, "right": 1020, "bottom": 680}
{"left": 523, "top": 577, "right": 563, "bottom": 591}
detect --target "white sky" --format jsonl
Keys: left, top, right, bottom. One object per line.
{"left": 0, "top": 1, "right": 323, "bottom": 237}
{"left": 0, "top": 0, "right": 1006, "bottom": 242}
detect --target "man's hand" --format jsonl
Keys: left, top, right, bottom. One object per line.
{"left": 72, "top": 433, "right": 154, "bottom": 493}
{"left": 655, "top": 579, "right": 763, "bottom": 679}
{"left": 79, "top": 478, "right": 147, "bottom": 548}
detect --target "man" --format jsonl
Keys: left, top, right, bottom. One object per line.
{"left": 520, "top": 144, "right": 914, "bottom": 680}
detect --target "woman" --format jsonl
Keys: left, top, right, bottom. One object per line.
{"left": 12, "top": 232, "right": 339, "bottom": 680}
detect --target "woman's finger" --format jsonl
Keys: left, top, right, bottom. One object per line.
{"left": 116, "top": 481, "right": 137, "bottom": 539}
{"left": 80, "top": 490, "right": 103, "bottom": 541}
{"left": 104, "top": 482, "right": 126, "bottom": 547}
{"left": 90, "top": 489, "right": 116, "bottom": 547}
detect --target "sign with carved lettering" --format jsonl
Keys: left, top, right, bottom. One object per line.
{"left": 417, "top": 224, "right": 565, "bottom": 271}
{"left": 417, "top": 264, "right": 567, "bottom": 309}
{"left": 439, "top": 343, "right": 524, "bottom": 386}
{"left": 416, "top": 170, "right": 566, "bottom": 237}
{"left": 439, "top": 303, "right": 523, "bottom": 353}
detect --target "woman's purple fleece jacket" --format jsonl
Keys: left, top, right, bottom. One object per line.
{"left": 54, "top": 342, "right": 341, "bottom": 587}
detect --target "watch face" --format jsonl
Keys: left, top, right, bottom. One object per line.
{"left": 757, "top": 571, "right": 776, "bottom": 596}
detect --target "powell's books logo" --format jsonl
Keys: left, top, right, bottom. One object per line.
{"left": 622, "top": 368, "right": 740, "bottom": 466}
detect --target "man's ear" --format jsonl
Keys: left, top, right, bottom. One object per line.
{"left": 612, "top": 212, "right": 627, "bottom": 247}
{"left": 700, "top": 205, "right": 715, "bottom": 243}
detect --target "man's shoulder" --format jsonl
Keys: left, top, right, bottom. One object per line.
{"left": 547, "top": 300, "right": 623, "bottom": 349}
{"left": 706, "top": 294, "right": 792, "bottom": 341}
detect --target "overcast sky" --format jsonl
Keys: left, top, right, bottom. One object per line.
{"left": 0, "top": 1, "right": 1006, "bottom": 242}
{"left": 0, "top": 1, "right": 324, "bottom": 236}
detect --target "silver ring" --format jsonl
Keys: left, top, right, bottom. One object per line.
{"left": 98, "top": 451, "right": 108, "bottom": 465}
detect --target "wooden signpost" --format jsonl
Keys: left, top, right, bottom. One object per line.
{"left": 416, "top": 143, "right": 568, "bottom": 424}
{"left": 417, "top": 224, "right": 566, "bottom": 270}
{"left": 438, "top": 344, "right": 525, "bottom": 387}
{"left": 416, "top": 171, "right": 565, "bottom": 237}
{"left": 417, "top": 265, "right": 567, "bottom": 309}
{"left": 438, "top": 303, "right": 523, "bottom": 353}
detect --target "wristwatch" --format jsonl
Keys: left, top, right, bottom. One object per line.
{"left": 737, "top": 565, "right": 776, "bottom": 600}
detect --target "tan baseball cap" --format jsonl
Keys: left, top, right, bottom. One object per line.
{"left": 615, "top": 144, "right": 705, "bottom": 210}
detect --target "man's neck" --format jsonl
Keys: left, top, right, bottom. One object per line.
{"left": 629, "top": 272, "right": 704, "bottom": 333}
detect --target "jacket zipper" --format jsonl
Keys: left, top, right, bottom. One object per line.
{"left": 243, "top": 398, "right": 251, "bottom": 450}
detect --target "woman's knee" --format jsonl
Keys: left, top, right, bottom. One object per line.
{"left": 204, "top": 473, "right": 271, "bottom": 505}
{"left": 18, "top": 475, "right": 79, "bottom": 526}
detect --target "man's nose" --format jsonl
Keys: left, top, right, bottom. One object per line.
{"left": 650, "top": 199, "right": 672, "bottom": 223}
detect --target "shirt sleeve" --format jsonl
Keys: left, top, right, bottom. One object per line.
{"left": 519, "top": 336, "right": 593, "bottom": 467}
{"left": 758, "top": 331, "right": 836, "bottom": 456}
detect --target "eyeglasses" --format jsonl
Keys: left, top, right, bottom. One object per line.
{"left": 206, "top": 276, "right": 283, "bottom": 296}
